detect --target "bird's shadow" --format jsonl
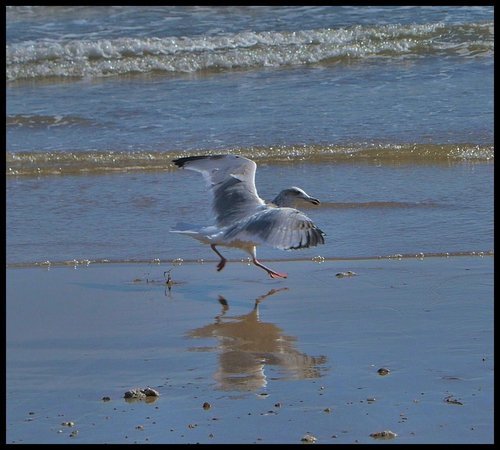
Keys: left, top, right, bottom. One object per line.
{"left": 186, "top": 288, "right": 328, "bottom": 391}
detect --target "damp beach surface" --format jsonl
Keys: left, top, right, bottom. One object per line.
{"left": 6, "top": 6, "right": 493, "bottom": 445}
{"left": 6, "top": 256, "right": 493, "bottom": 444}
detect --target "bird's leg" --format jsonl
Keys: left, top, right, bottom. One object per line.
{"left": 253, "top": 259, "right": 288, "bottom": 279}
{"left": 249, "top": 247, "right": 288, "bottom": 279}
{"left": 210, "top": 244, "right": 227, "bottom": 272}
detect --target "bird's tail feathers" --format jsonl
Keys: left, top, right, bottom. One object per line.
{"left": 170, "top": 222, "right": 216, "bottom": 244}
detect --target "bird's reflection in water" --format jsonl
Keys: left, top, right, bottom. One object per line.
{"left": 187, "top": 288, "right": 327, "bottom": 391}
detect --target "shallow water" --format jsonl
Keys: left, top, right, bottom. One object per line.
{"left": 6, "top": 159, "right": 493, "bottom": 267}
{"left": 6, "top": 6, "right": 493, "bottom": 269}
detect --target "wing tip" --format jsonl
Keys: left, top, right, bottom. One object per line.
{"left": 172, "top": 154, "right": 227, "bottom": 168}
{"left": 288, "top": 227, "right": 326, "bottom": 250}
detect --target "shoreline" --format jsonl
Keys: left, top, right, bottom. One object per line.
{"left": 5, "top": 250, "right": 494, "bottom": 269}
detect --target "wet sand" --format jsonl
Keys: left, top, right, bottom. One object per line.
{"left": 6, "top": 256, "right": 493, "bottom": 444}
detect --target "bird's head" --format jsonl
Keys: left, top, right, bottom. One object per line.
{"left": 272, "top": 187, "right": 321, "bottom": 208}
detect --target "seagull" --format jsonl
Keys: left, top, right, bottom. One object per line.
{"left": 171, "top": 154, "right": 325, "bottom": 279}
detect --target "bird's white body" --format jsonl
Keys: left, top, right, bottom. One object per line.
{"left": 171, "top": 154, "right": 325, "bottom": 278}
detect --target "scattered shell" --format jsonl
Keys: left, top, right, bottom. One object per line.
{"left": 101, "top": 396, "right": 111, "bottom": 402}
{"left": 312, "top": 255, "right": 325, "bottom": 263}
{"left": 336, "top": 271, "right": 357, "bottom": 278}
{"left": 69, "top": 430, "right": 79, "bottom": 438}
{"left": 124, "top": 387, "right": 160, "bottom": 400}
{"left": 370, "top": 430, "right": 397, "bottom": 439}
{"left": 124, "top": 389, "right": 147, "bottom": 399}
{"left": 61, "top": 421, "right": 75, "bottom": 427}
{"left": 202, "top": 402, "right": 211, "bottom": 410}
{"left": 301, "top": 433, "right": 317, "bottom": 443}
{"left": 377, "top": 367, "right": 390, "bottom": 376}
{"left": 323, "top": 407, "right": 332, "bottom": 413}
{"left": 142, "top": 387, "right": 160, "bottom": 397}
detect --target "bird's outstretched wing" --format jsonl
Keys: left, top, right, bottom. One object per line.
{"left": 222, "top": 207, "right": 325, "bottom": 250}
{"left": 173, "top": 155, "right": 266, "bottom": 227}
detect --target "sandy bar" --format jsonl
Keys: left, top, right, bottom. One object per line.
{"left": 6, "top": 256, "right": 493, "bottom": 444}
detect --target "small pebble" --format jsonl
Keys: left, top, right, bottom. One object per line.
{"left": 301, "top": 433, "right": 317, "bottom": 443}
{"left": 443, "top": 395, "right": 463, "bottom": 405}
{"left": 202, "top": 402, "right": 211, "bottom": 410}
{"left": 370, "top": 430, "right": 397, "bottom": 439}
{"left": 336, "top": 271, "right": 357, "bottom": 278}
{"left": 377, "top": 367, "right": 390, "bottom": 376}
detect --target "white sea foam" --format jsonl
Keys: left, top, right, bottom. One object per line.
{"left": 5, "top": 144, "right": 494, "bottom": 177}
{"left": 6, "top": 23, "right": 493, "bottom": 81}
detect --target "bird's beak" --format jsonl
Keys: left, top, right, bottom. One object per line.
{"left": 305, "top": 196, "right": 320, "bottom": 205}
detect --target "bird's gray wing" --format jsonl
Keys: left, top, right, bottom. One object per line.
{"left": 222, "top": 207, "right": 325, "bottom": 250}
{"left": 172, "top": 154, "right": 266, "bottom": 227}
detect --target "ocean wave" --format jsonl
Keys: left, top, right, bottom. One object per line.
{"left": 6, "top": 143, "right": 494, "bottom": 177}
{"left": 6, "top": 22, "right": 493, "bottom": 81}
